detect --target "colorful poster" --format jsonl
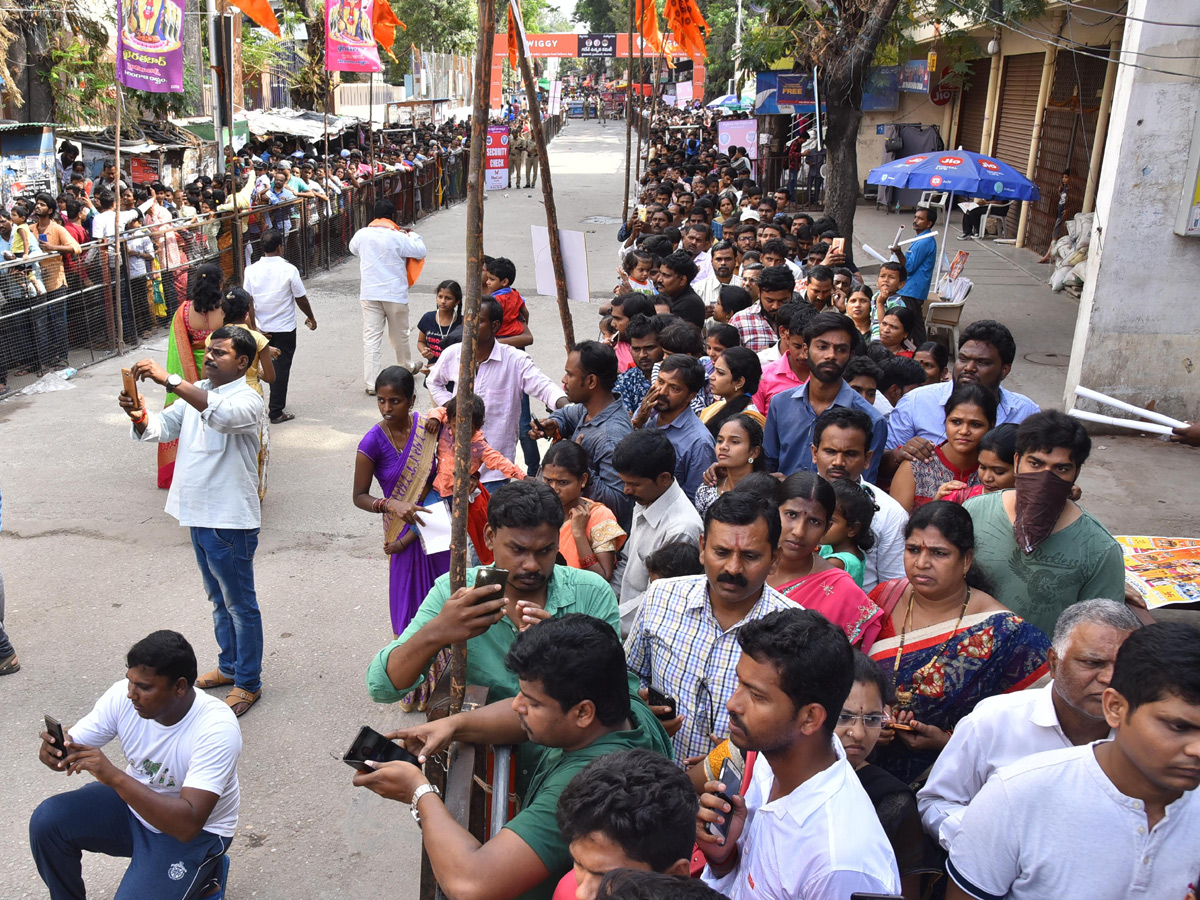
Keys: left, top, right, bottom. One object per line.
{"left": 326, "top": 0, "right": 382, "bottom": 73}
{"left": 718, "top": 119, "right": 758, "bottom": 161}
{"left": 578, "top": 34, "right": 617, "bottom": 58}
{"left": 485, "top": 125, "right": 510, "bottom": 191}
{"left": 899, "top": 59, "right": 930, "bottom": 93}
{"left": 1116, "top": 536, "right": 1200, "bottom": 608}
{"left": 116, "top": 0, "right": 185, "bottom": 93}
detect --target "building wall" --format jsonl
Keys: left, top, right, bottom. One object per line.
{"left": 1065, "top": 0, "right": 1200, "bottom": 420}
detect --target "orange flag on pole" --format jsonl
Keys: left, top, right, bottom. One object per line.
{"left": 372, "top": 0, "right": 406, "bottom": 55}
{"left": 663, "top": 0, "right": 708, "bottom": 59}
{"left": 228, "top": 0, "right": 280, "bottom": 36}
{"left": 507, "top": 3, "right": 519, "bottom": 70}
{"left": 637, "top": 0, "right": 662, "bottom": 53}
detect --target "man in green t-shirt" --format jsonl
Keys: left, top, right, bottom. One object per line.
{"left": 353, "top": 615, "right": 672, "bottom": 900}
{"left": 964, "top": 411, "right": 1126, "bottom": 637}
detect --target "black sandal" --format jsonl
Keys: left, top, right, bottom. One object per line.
{"left": 269, "top": 412, "right": 295, "bottom": 424}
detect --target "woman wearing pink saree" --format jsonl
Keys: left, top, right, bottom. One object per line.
{"left": 766, "top": 471, "right": 885, "bottom": 651}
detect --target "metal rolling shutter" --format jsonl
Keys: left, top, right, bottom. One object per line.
{"left": 992, "top": 53, "right": 1043, "bottom": 234}
{"left": 956, "top": 58, "right": 993, "bottom": 154}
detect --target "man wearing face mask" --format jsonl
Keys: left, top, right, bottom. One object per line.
{"left": 963, "top": 411, "right": 1125, "bottom": 638}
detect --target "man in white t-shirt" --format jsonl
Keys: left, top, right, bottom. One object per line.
{"left": 242, "top": 228, "right": 317, "bottom": 424}
{"left": 30, "top": 630, "right": 242, "bottom": 900}
{"left": 697, "top": 609, "right": 901, "bottom": 900}
{"left": 348, "top": 198, "right": 426, "bottom": 388}
{"left": 945, "top": 623, "right": 1200, "bottom": 900}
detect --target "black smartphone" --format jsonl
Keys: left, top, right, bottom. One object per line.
{"left": 707, "top": 757, "right": 743, "bottom": 840}
{"left": 44, "top": 715, "right": 66, "bottom": 751}
{"left": 645, "top": 686, "right": 677, "bottom": 720}
{"left": 343, "top": 726, "right": 420, "bottom": 773}
{"left": 473, "top": 566, "right": 509, "bottom": 602}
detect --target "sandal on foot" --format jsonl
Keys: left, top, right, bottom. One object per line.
{"left": 269, "top": 411, "right": 295, "bottom": 423}
{"left": 196, "top": 668, "right": 235, "bottom": 689}
{"left": 0, "top": 653, "right": 19, "bottom": 675}
{"left": 225, "top": 687, "right": 261, "bottom": 717}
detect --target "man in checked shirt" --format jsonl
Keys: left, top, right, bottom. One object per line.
{"left": 624, "top": 492, "right": 791, "bottom": 764}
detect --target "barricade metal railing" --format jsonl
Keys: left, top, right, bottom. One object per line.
{"left": 0, "top": 150, "right": 471, "bottom": 398}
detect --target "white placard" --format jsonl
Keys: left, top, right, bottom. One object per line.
{"left": 414, "top": 499, "right": 454, "bottom": 555}
{"left": 531, "top": 225, "right": 591, "bottom": 303}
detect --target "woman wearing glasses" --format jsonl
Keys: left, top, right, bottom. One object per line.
{"left": 836, "top": 651, "right": 943, "bottom": 900}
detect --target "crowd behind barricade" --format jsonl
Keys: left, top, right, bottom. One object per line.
{"left": 16, "top": 111, "right": 1200, "bottom": 900}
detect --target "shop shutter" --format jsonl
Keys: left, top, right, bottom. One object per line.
{"left": 993, "top": 53, "right": 1043, "bottom": 234}
{"left": 956, "top": 58, "right": 993, "bottom": 155}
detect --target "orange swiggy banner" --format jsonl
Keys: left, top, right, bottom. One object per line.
{"left": 490, "top": 32, "right": 705, "bottom": 109}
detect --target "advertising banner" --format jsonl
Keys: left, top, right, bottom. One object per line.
{"left": 578, "top": 33, "right": 617, "bottom": 57}
{"left": 899, "top": 59, "right": 930, "bottom": 93}
{"left": 326, "top": 0, "right": 383, "bottom": 73}
{"left": 116, "top": 0, "right": 185, "bottom": 93}
{"left": 718, "top": 120, "right": 758, "bottom": 160}
{"left": 485, "top": 125, "right": 510, "bottom": 190}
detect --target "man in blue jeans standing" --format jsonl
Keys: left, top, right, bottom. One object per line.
{"left": 30, "top": 630, "right": 242, "bottom": 899}
{"left": 120, "top": 325, "right": 265, "bottom": 717}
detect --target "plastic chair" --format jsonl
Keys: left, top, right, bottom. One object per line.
{"left": 925, "top": 282, "right": 971, "bottom": 352}
{"left": 979, "top": 203, "right": 1012, "bottom": 240}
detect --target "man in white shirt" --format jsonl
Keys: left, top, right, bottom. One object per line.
{"left": 242, "top": 228, "right": 317, "bottom": 424}
{"left": 919, "top": 598, "right": 1139, "bottom": 850}
{"left": 349, "top": 198, "right": 426, "bottom": 387}
{"left": 428, "top": 297, "right": 566, "bottom": 484}
{"left": 612, "top": 429, "right": 704, "bottom": 633}
{"left": 30, "top": 630, "right": 242, "bottom": 900}
{"left": 626, "top": 492, "right": 790, "bottom": 762}
{"left": 120, "top": 327, "right": 266, "bottom": 717}
{"left": 945, "top": 623, "right": 1200, "bottom": 900}
{"left": 697, "top": 608, "right": 902, "bottom": 900}
{"left": 810, "top": 407, "right": 906, "bottom": 591}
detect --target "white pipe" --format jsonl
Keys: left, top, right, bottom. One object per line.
{"left": 898, "top": 230, "right": 937, "bottom": 246}
{"left": 1073, "top": 386, "right": 1188, "bottom": 429}
{"left": 1068, "top": 409, "right": 1173, "bottom": 437}
{"left": 860, "top": 243, "right": 889, "bottom": 263}
{"left": 931, "top": 192, "right": 951, "bottom": 290}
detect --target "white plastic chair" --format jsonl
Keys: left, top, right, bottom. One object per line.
{"left": 925, "top": 281, "right": 972, "bottom": 351}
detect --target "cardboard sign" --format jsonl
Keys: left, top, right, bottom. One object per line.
{"left": 485, "top": 125, "right": 510, "bottom": 190}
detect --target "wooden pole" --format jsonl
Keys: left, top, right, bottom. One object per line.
{"left": 634, "top": 32, "right": 645, "bottom": 185}
{"left": 622, "top": 2, "right": 635, "bottom": 220}
{"left": 447, "top": 0, "right": 496, "bottom": 718}
{"left": 515, "top": 11, "right": 575, "bottom": 350}
{"left": 113, "top": 86, "right": 125, "bottom": 354}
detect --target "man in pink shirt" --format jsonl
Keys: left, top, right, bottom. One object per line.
{"left": 752, "top": 307, "right": 813, "bottom": 414}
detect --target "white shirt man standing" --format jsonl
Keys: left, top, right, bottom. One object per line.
{"left": 119, "top": 327, "right": 266, "bottom": 718}
{"left": 919, "top": 599, "right": 1140, "bottom": 850}
{"left": 242, "top": 228, "right": 317, "bottom": 424}
{"left": 348, "top": 198, "right": 426, "bottom": 391}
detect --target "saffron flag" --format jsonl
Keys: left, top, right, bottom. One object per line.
{"left": 663, "top": 0, "right": 708, "bottom": 59}
{"left": 229, "top": 0, "right": 280, "bottom": 36}
{"left": 637, "top": 0, "right": 662, "bottom": 53}
{"left": 372, "top": 0, "right": 405, "bottom": 56}
{"left": 507, "top": 3, "right": 519, "bottom": 70}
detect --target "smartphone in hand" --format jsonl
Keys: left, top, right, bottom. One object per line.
{"left": 473, "top": 567, "right": 510, "bottom": 602}
{"left": 44, "top": 715, "right": 66, "bottom": 752}
{"left": 708, "top": 757, "right": 744, "bottom": 840}
{"left": 645, "top": 686, "right": 677, "bottom": 720}
{"left": 121, "top": 368, "right": 140, "bottom": 407}
{"left": 343, "top": 726, "right": 420, "bottom": 773}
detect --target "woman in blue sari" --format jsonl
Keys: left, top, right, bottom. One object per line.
{"left": 867, "top": 501, "right": 1050, "bottom": 786}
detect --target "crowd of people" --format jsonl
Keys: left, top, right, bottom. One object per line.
{"left": 18, "top": 114, "right": 1200, "bottom": 900}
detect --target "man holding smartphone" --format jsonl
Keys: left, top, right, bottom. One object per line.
{"left": 29, "top": 631, "right": 242, "bottom": 900}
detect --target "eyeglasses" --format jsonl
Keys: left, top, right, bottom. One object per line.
{"left": 836, "top": 712, "right": 886, "bottom": 729}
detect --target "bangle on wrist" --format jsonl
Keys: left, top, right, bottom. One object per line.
{"left": 579, "top": 553, "right": 599, "bottom": 570}
{"left": 133, "top": 409, "right": 148, "bottom": 425}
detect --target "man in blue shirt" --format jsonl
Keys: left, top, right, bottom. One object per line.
{"left": 890, "top": 205, "right": 938, "bottom": 344}
{"left": 764, "top": 312, "right": 888, "bottom": 482}
{"left": 639, "top": 354, "right": 716, "bottom": 503}
{"left": 885, "top": 319, "right": 1040, "bottom": 473}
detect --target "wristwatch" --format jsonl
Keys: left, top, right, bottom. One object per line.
{"left": 165, "top": 373, "right": 183, "bottom": 391}
{"left": 411, "top": 783, "right": 441, "bottom": 825}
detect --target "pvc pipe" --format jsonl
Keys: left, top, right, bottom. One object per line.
{"left": 1074, "top": 386, "right": 1187, "bottom": 429}
{"left": 860, "top": 243, "right": 889, "bottom": 263}
{"left": 1068, "top": 409, "right": 1173, "bottom": 437}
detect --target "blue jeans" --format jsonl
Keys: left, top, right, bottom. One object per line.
{"left": 30, "top": 781, "right": 231, "bottom": 900}
{"left": 518, "top": 394, "right": 540, "bottom": 475}
{"left": 190, "top": 527, "right": 262, "bottom": 694}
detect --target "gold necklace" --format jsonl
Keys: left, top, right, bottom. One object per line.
{"left": 892, "top": 585, "right": 971, "bottom": 708}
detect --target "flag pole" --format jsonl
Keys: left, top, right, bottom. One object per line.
{"left": 114, "top": 85, "right": 125, "bottom": 355}
{"left": 622, "top": 0, "right": 634, "bottom": 220}
{"left": 514, "top": 2, "right": 574, "bottom": 350}
{"left": 634, "top": 26, "right": 645, "bottom": 185}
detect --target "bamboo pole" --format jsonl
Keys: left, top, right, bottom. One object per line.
{"left": 515, "top": 12, "right": 575, "bottom": 350}
{"left": 622, "top": 0, "right": 634, "bottom": 220}
{"left": 447, "top": 0, "right": 496, "bottom": 717}
{"left": 634, "top": 31, "right": 645, "bottom": 185}
{"left": 368, "top": 72, "right": 376, "bottom": 202}
{"left": 114, "top": 86, "right": 125, "bottom": 355}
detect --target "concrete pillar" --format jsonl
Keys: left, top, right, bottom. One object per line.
{"left": 1064, "top": 0, "right": 1200, "bottom": 422}
{"left": 1016, "top": 13, "right": 1063, "bottom": 248}
{"left": 1082, "top": 33, "right": 1122, "bottom": 214}
{"left": 979, "top": 32, "right": 1003, "bottom": 156}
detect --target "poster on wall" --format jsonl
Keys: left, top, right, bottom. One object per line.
{"left": 485, "top": 125, "right": 510, "bottom": 190}
{"left": 131, "top": 157, "right": 160, "bottom": 184}
{"left": 718, "top": 120, "right": 758, "bottom": 160}
{"left": 116, "top": 0, "right": 185, "bottom": 92}
{"left": 578, "top": 34, "right": 616, "bottom": 57}
{"left": 0, "top": 133, "right": 58, "bottom": 212}
{"left": 326, "top": 0, "right": 382, "bottom": 72}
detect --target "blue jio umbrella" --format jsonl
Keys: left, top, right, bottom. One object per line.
{"left": 867, "top": 150, "right": 1040, "bottom": 288}
{"left": 867, "top": 149, "right": 1040, "bottom": 201}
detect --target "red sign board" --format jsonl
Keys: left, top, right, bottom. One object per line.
{"left": 131, "top": 158, "right": 159, "bottom": 184}
{"left": 485, "top": 125, "right": 510, "bottom": 191}
{"left": 930, "top": 65, "right": 955, "bottom": 107}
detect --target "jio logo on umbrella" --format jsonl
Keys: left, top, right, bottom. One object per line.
{"left": 930, "top": 175, "right": 943, "bottom": 187}
{"left": 980, "top": 159, "right": 999, "bottom": 171}
{"left": 939, "top": 156, "right": 963, "bottom": 166}
{"left": 905, "top": 156, "right": 927, "bottom": 165}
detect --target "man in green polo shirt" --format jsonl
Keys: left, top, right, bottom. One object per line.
{"left": 353, "top": 614, "right": 672, "bottom": 900}
{"left": 366, "top": 482, "right": 623, "bottom": 708}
